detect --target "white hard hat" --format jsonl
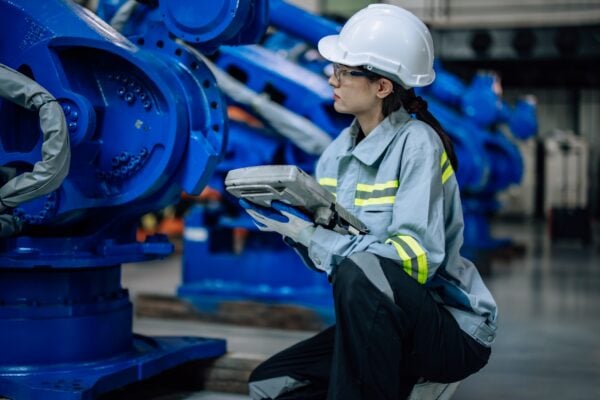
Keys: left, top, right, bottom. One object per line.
{"left": 318, "top": 4, "right": 435, "bottom": 89}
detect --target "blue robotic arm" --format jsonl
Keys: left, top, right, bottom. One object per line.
{"left": 1, "top": 0, "right": 231, "bottom": 247}
{"left": 0, "top": 1, "right": 267, "bottom": 399}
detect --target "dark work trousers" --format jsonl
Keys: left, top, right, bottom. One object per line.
{"left": 248, "top": 253, "right": 491, "bottom": 400}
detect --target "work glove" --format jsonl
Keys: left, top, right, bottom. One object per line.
{"left": 239, "top": 199, "right": 316, "bottom": 247}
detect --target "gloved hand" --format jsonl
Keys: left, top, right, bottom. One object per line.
{"left": 240, "top": 199, "right": 316, "bottom": 247}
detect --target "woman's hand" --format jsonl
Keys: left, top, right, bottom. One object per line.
{"left": 240, "top": 199, "right": 316, "bottom": 247}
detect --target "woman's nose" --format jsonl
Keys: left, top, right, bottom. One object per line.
{"left": 328, "top": 74, "right": 340, "bottom": 88}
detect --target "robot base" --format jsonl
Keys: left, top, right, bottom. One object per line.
{"left": 0, "top": 334, "right": 226, "bottom": 400}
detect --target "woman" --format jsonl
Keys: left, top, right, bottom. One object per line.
{"left": 241, "top": 4, "right": 497, "bottom": 399}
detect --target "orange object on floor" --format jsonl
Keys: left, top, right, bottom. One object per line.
{"left": 157, "top": 216, "right": 184, "bottom": 237}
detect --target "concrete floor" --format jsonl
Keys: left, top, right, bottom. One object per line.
{"left": 114, "top": 219, "right": 600, "bottom": 399}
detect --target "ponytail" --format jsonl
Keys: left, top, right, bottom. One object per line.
{"left": 370, "top": 73, "right": 459, "bottom": 172}
{"left": 399, "top": 88, "right": 458, "bottom": 172}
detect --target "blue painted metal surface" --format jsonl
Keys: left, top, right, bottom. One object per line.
{"left": 96, "top": 0, "right": 269, "bottom": 54}
{"left": 0, "top": 335, "right": 225, "bottom": 400}
{"left": 91, "top": 0, "right": 334, "bottom": 335}
{"left": 508, "top": 97, "right": 538, "bottom": 140}
{"left": 0, "top": 0, "right": 268, "bottom": 398}
{"left": 263, "top": 0, "right": 339, "bottom": 75}
{"left": 269, "top": 0, "right": 341, "bottom": 48}
{"left": 417, "top": 62, "right": 536, "bottom": 252}
{"left": 1, "top": 3, "right": 228, "bottom": 233}
{"left": 460, "top": 73, "right": 504, "bottom": 128}
{"left": 182, "top": 122, "right": 334, "bottom": 321}
{"left": 164, "top": 3, "right": 347, "bottom": 316}
{"left": 180, "top": 205, "right": 334, "bottom": 324}
{"left": 214, "top": 44, "right": 351, "bottom": 137}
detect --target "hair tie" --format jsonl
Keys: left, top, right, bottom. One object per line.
{"left": 406, "top": 96, "right": 428, "bottom": 114}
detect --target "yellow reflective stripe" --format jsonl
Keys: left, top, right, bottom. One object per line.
{"left": 440, "top": 151, "right": 448, "bottom": 167}
{"left": 398, "top": 235, "right": 428, "bottom": 284}
{"left": 356, "top": 180, "right": 399, "bottom": 192}
{"left": 442, "top": 166, "right": 454, "bottom": 184}
{"left": 385, "top": 238, "right": 413, "bottom": 278}
{"left": 355, "top": 196, "right": 396, "bottom": 206}
{"left": 440, "top": 151, "right": 454, "bottom": 184}
{"left": 387, "top": 235, "right": 428, "bottom": 284}
{"left": 355, "top": 180, "right": 399, "bottom": 206}
{"left": 319, "top": 178, "right": 337, "bottom": 187}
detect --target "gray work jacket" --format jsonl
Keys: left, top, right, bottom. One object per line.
{"left": 306, "top": 107, "right": 498, "bottom": 346}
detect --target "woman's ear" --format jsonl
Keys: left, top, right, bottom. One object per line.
{"left": 376, "top": 78, "right": 394, "bottom": 99}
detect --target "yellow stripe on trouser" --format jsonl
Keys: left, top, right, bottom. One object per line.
{"left": 386, "top": 235, "right": 428, "bottom": 284}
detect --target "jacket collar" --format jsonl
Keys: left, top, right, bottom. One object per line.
{"left": 349, "top": 108, "right": 412, "bottom": 166}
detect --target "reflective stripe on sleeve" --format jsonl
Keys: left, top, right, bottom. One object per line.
{"left": 385, "top": 235, "right": 428, "bottom": 284}
{"left": 319, "top": 177, "right": 337, "bottom": 197}
{"left": 440, "top": 151, "right": 454, "bottom": 184}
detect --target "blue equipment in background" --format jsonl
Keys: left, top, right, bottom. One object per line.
{"left": 0, "top": 0, "right": 268, "bottom": 399}
{"left": 180, "top": 204, "right": 334, "bottom": 320}
{"left": 177, "top": 1, "right": 355, "bottom": 321}
{"left": 92, "top": 0, "right": 340, "bottom": 332}
{"left": 421, "top": 66, "right": 537, "bottom": 254}
{"left": 95, "top": 0, "right": 268, "bottom": 54}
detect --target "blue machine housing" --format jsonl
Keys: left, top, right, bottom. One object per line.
{"left": 0, "top": 0, "right": 269, "bottom": 398}
{"left": 181, "top": 120, "right": 335, "bottom": 324}
{"left": 91, "top": 0, "right": 338, "bottom": 342}
{"left": 95, "top": 0, "right": 269, "bottom": 54}
{"left": 180, "top": 204, "right": 335, "bottom": 323}
{"left": 214, "top": 44, "right": 351, "bottom": 137}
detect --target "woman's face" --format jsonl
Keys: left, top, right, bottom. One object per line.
{"left": 328, "top": 64, "right": 384, "bottom": 117}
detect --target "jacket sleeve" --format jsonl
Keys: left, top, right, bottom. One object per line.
{"left": 308, "top": 143, "right": 447, "bottom": 283}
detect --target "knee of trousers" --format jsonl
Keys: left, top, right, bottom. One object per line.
{"left": 333, "top": 257, "right": 365, "bottom": 293}
{"left": 333, "top": 253, "right": 395, "bottom": 303}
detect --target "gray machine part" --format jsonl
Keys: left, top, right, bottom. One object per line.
{"left": 225, "top": 165, "right": 368, "bottom": 235}
{"left": 109, "top": 0, "right": 138, "bottom": 31}
{"left": 197, "top": 52, "right": 332, "bottom": 156}
{"left": 0, "top": 64, "right": 71, "bottom": 236}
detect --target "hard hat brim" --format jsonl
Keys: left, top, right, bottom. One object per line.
{"left": 317, "top": 35, "right": 362, "bottom": 67}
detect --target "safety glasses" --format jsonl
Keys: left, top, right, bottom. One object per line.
{"left": 332, "top": 63, "right": 375, "bottom": 83}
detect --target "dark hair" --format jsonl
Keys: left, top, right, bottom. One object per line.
{"left": 364, "top": 72, "right": 458, "bottom": 171}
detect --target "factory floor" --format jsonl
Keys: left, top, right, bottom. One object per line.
{"left": 112, "top": 218, "right": 600, "bottom": 400}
